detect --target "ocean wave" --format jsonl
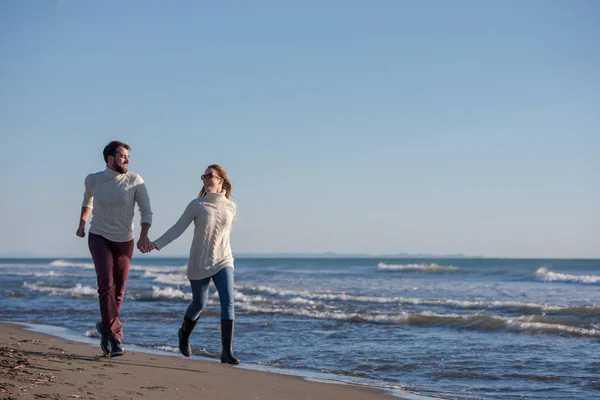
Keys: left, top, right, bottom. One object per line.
{"left": 237, "top": 302, "right": 410, "bottom": 324}
{"left": 151, "top": 345, "right": 180, "bottom": 353}
{"left": 288, "top": 297, "right": 318, "bottom": 306}
{"left": 377, "top": 263, "right": 461, "bottom": 272}
{"left": 505, "top": 319, "right": 600, "bottom": 338}
{"left": 33, "top": 271, "right": 67, "bottom": 277}
{"left": 131, "top": 265, "right": 186, "bottom": 273}
{"left": 407, "top": 312, "right": 600, "bottom": 338}
{"left": 129, "top": 286, "right": 260, "bottom": 305}
{"left": 236, "top": 303, "right": 600, "bottom": 338}
{"left": 237, "top": 285, "right": 598, "bottom": 315}
{"left": 23, "top": 281, "right": 97, "bottom": 297}
{"left": 49, "top": 259, "right": 95, "bottom": 269}
{"left": 22, "top": 282, "right": 258, "bottom": 304}
{"left": 49, "top": 259, "right": 185, "bottom": 274}
{"left": 2, "top": 271, "right": 68, "bottom": 277}
{"left": 535, "top": 267, "right": 600, "bottom": 285}
{"left": 232, "top": 291, "right": 269, "bottom": 303}
{"left": 142, "top": 271, "right": 188, "bottom": 286}
{"left": 84, "top": 330, "right": 100, "bottom": 338}
{"left": 286, "top": 269, "right": 362, "bottom": 275}
{"left": 131, "top": 286, "right": 192, "bottom": 302}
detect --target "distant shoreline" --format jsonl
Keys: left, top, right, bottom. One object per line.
{"left": 1, "top": 254, "right": 598, "bottom": 260}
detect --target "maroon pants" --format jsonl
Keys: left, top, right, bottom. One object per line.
{"left": 88, "top": 233, "right": 134, "bottom": 340}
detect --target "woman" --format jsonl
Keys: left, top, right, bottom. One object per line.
{"left": 152, "top": 164, "right": 239, "bottom": 364}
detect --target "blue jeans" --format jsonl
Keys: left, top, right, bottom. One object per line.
{"left": 185, "top": 267, "right": 235, "bottom": 321}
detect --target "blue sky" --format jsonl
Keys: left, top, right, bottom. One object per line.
{"left": 1, "top": 0, "right": 598, "bottom": 258}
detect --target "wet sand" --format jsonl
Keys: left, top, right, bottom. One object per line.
{"left": 0, "top": 322, "right": 402, "bottom": 400}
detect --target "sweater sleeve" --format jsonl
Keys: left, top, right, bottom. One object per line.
{"left": 82, "top": 174, "right": 94, "bottom": 208}
{"left": 134, "top": 180, "right": 153, "bottom": 225}
{"left": 153, "top": 199, "right": 199, "bottom": 250}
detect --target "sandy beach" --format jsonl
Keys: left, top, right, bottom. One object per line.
{"left": 0, "top": 322, "right": 401, "bottom": 400}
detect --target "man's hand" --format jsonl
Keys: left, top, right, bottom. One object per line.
{"left": 76, "top": 220, "right": 86, "bottom": 238}
{"left": 137, "top": 236, "right": 152, "bottom": 253}
{"left": 76, "top": 208, "right": 91, "bottom": 238}
{"left": 137, "top": 222, "right": 152, "bottom": 253}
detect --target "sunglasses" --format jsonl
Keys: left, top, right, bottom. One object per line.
{"left": 201, "top": 173, "right": 221, "bottom": 180}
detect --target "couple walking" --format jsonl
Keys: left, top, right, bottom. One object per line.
{"left": 76, "top": 140, "right": 239, "bottom": 364}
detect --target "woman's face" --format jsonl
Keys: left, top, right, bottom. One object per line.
{"left": 202, "top": 167, "right": 224, "bottom": 193}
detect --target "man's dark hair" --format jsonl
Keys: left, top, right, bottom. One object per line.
{"left": 103, "top": 141, "right": 131, "bottom": 162}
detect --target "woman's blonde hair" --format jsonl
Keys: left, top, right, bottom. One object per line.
{"left": 198, "top": 164, "right": 232, "bottom": 199}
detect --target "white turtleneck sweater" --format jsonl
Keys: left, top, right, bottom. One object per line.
{"left": 82, "top": 168, "right": 153, "bottom": 242}
{"left": 153, "top": 191, "right": 236, "bottom": 280}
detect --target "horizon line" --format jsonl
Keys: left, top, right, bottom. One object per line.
{"left": 0, "top": 252, "right": 598, "bottom": 260}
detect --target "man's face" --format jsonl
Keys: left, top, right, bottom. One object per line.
{"left": 109, "top": 147, "right": 129, "bottom": 174}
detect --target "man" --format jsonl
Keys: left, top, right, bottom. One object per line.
{"left": 76, "top": 140, "right": 153, "bottom": 357}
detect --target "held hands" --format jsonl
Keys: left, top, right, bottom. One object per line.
{"left": 137, "top": 236, "right": 158, "bottom": 254}
{"left": 141, "top": 242, "right": 158, "bottom": 253}
{"left": 137, "top": 235, "right": 153, "bottom": 254}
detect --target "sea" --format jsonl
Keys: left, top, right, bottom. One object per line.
{"left": 1, "top": 257, "right": 598, "bottom": 400}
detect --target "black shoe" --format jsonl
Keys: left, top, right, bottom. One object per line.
{"left": 96, "top": 321, "right": 111, "bottom": 356}
{"left": 109, "top": 338, "right": 125, "bottom": 357}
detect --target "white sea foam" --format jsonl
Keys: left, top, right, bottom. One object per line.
{"left": 147, "top": 286, "right": 192, "bottom": 301}
{"left": 143, "top": 272, "right": 188, "bottom": 286}
{"left": 151, "top": 345, "right": 179, "bottom": 353}
{"left": 23, "top": 281, "right": 97, "bottom": 297}
{"left": 237, "top": 285, "right": 588, "bottom": 314}
{"left": 409, "top": 312, "right": 600, "bottom": 337}
{"left": 236, "top": 302, "right": 600, "bottom": 338}
{"left": 238, "top": 302, "right": 410, "bottom": 324}
{"left": 131, "top": 264, "right": 186, "bottom": 273}
{"left": 6, "top": 270, "right": 91, "bottom": 278}
{"left": 48, "top": 260, "right": 186, "bottom": 274}
{"left": 535, "top": 267, "right": 600, "bottom": 284}
{"left": 232, "top": 292, "right": 268, "bottom": 303}
{"left": 240, "top": 285, "right": 315, "bottom": 298}
{"left": 288, "top": 297, "right": 317, "bottom": 305}
{"left": 33, "top": 271, "right": 66, "bottom": 277}
{"left": 505, "top": 319, "right": 600, "bottom": 337}
{"left": 49, "top": 259, "right": 95, "bottom": 269}
{"left": 287, "top": 269, "right": 362, "bottom": 275}
{"left": 377, "top": 263, "right": 461, "bottom": 272}
{"left": 4, "top": 271, "right": 67, "bottom": 277}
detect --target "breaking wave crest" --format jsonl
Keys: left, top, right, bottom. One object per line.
{"left": 142, "top": 271, "right": 188, "bottom": 285}
{"left": 238, "top": 285, "right": 599, "bottom": 315}
{"left": 132, "top": 286, "right": 192, "bottom": 301}
{"left": 377, "top": 263, "right": 461, "bottom": 272}
{"left": 236, "top": 303, "right": 600, "bottom": 338}
{"left": 535, "top": 267, "right": 600, "bottom": 285}
{"left": 23, "top": 281, "right": 97, "bottom": 297}
{"left": 49, "top": 259, "right": 95, "bottom": 269}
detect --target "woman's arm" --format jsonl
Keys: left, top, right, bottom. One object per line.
{"left": 152, "top": 200, "right": 199, "bottom": 250}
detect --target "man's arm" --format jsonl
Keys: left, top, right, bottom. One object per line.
{"left": 135, "top": 181, "right": 153, "bottom": 253}
{"left": 76, "top": 207, "right": 92, "bottom": 237}
{"left": 77, "top": 175, "right": 94, "bottom": 238}
{"left": 138, "top": 222, "right": 151, "bottom": 252}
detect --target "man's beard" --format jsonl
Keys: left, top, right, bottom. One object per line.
{"left": 113, "top": 161, "right": 128, "bottom": 174}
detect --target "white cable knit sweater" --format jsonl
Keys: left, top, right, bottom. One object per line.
{"left": 153, "top": 190, "right": 236, "bottom": 280}
{"left": 82, "top": 168, "right": 153, "bottom": 242}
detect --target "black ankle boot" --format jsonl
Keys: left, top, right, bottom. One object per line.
{"left": 96, "top": 321, "right": 111, "bottom": 356}
{"left": 220, "top": 319, "right": 240, "bottom": 365}
{"left": 178, "top": 316, "right": 198, "bottom": 357}
{"left": 109, "top": 338, "right": 124, "bottom": 357}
